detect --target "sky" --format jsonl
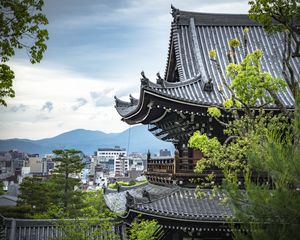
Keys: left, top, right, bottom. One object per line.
{"left": 0, "top": 0, "right": 249, "bottom": 140}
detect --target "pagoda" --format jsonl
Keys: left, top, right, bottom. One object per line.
{"left": 105, "top": 6, "right": 299, "bottom": 240}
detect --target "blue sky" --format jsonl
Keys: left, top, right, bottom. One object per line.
{"left": 0, "top": 0, "right": 249, "bottom": 139}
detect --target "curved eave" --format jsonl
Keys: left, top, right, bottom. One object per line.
{"left": 115, "top": 87, "right": 146, "bottom": 119}
{"left": 122, "top": 208, "right": 232, "bottom": 223}
{"left": 116, "top": 79, "right": 294, "bottom": 124}
{"left": 116, "top": 87, "right": 214, "bottom": 124}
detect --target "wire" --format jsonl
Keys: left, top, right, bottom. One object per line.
{"left": 127, "top": 125, "right": 131, "bottom": 156}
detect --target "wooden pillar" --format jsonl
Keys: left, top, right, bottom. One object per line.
{"left": 9, "top": 219, "right": 16, "bottom": 240}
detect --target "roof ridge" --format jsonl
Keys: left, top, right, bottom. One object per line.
{"left": 145, "top": 75, "right": 202, "bottom": 90}
{"left": 170, "top": 5, "right": 259, "bottom": 27}
{"left": 134, "top": 185, "right": 180, "bottom": 206}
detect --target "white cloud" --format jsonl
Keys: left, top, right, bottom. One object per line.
{"left": 41, "top": 101, "right": 54, "bottom": 112}
{"left": 8, "top": 104, "right": 28, "bottom": 113}
{"left": 0, "top": 61, "right": 131, "bottom": 139}
{"left": 0, "top": 0, "right": 250, "bottom": 140}
{"left": 72, "top": 97, "right": 88, "bottom": 111}
{"left": 90, "top": 89, "right": 115, "bottom": 107}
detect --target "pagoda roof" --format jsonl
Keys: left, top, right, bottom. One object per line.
{"left": 104, "top": 183, "right": 232, "bottom": 222}
{"left": 115, "top": 7, "right": 299, "bottom": 121}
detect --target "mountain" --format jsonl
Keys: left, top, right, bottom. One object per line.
{"left": 0, "top": 125, "right": 174, "bottom": 155}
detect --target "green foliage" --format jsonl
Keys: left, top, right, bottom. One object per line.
{"left": 0, "top": 205, "right": 34, "bottom": 218}
{"left": 225, "top": 109, "right": 300, "bottom": 240}
{"left": 208, "top": 107, "right": 221, "bottom": 118}
{"left": 0, "top": 0, "right": 49, "bottom": 106}
{"left": 18, "top": 149, "right": 85, "bottom": 218}
{"left": 18, "top": 176, "right": 54, "bottom": 213}
{"left": 52, "top": 149, "right": 85, "bottom": 216}
{"left": 191, "top": 6, "right": 300, "bottom": 237}
{"left": 209, "top": 49, "right": 217, "bottom": 58}
{"left": 189, "top": 113, "right": 289, "bottom": 188}
{"left": 50, "top": 190, "right": 119, "bottom": 240}
{"left": 223, "top": 97, "right": 234, "bottom": 110}
{"left": 108, "top": 180, "right": 147, "bottom": 189}
{"left": 0, "top": 64, "right": 15, "bottom": 106}
{"left": 0, "top": 181, "right": 4, "bottom": 195}
{"left": 189, "top": 3, "right": 300, "bottom": 238}
{"left": 248, "top": 0, "right": 300, "bottom": 34}
{"left": 16, "top": 150, "right": 119, "bottom": 238}
{"left": 229, "top": 38, "right": 240, "bottom": 48}
{"left": 228, "top": 49, "right": 286, "bottom": 107}
{"left": 52, "top": 218, "right": 118, "bottom": 240}
{"left": 129, "top": 218, "right": 159, "bottom": 240}
{"left": 243, "top": 28, "right": 249, "bottom": 34}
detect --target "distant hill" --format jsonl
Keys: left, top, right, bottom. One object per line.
{"left": 0, "top": 125, "right": 174, "bottom": 155}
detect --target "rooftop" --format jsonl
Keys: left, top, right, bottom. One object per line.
{"left": 104, "top": 183, "right": 232, "bottom": 222}
{"left": 115, "top": 9, "right": 299, "bottom": 119}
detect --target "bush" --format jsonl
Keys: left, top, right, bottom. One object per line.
{"left": 0, "top": 205, "right": 33, "bottom": 218}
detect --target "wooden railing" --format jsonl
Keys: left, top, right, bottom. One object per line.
{"left": 0, "top": 214, "right": 123, "bottom": 240}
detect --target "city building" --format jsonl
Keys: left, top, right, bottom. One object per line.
{"left": 94, "top": 146, "right": 127, "bottom": 176}
{"left": 105, "top": 6, "right": 299, "bottom": 240}
{"left": 28, "top": 154, "right": 46, "bottom": 176}
{"left": 159, "top": 149, "right": 171, "bottom": 157}
{"left": 114, "top": 155, "right": 129, "bottom": 177}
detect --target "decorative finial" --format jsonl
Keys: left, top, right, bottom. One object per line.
{"left": 129, "top": 94, "right": 138, "bottom": 105}
{"left": 125, "top": 191, "right": 135, "bottom": 208}
{"left": 142, "top": 189, "right": 151, "bottom": 202}
{"left": 156, "top": 72, "right": 162, "bottom": 80}
{"left": 156, "top": 72, "right": 165, "bottom": 86}
{"left": 203, "top": 78, "right": 214, "bottom": 92}
{"left": 140, "top": 71, "right": 149, "bottom": 87}
{"left": 147, "top": 150, "right": 151, "bottom": 160}
{"left": 114, "top": 96, "right": 118, "bottom": 106}
{"left": 171, "top": 5, "right": 180, "bottom": 22}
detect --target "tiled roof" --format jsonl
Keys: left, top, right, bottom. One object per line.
{"left": 104, "top": 183, "right": 232, "bottom": 222}
{"left": 115, "top": 9, "right": 299, "bottom": 118}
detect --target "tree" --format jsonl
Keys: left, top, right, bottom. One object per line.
{"left": 189, "top": 44, "right": 288, "bottom": 192}
{"left": 225, "top": 105, "right": 300, "bottom": 240}
{"left": 129, "top": 218, "right": 159, "bottom": 240}
{"left": 189, "top": 1, "right": 300, "bottom": 238}
{"left": 249, "top": 0, "right": 300, "bottom": 96}
{"left": 0, "top": 0, "right": 49, "bottom": 106}
{"left": 52, "top": 149, "right": 85, "bottom": 216}
{"left": 18, "top": 176, "right": 53, "bottom": 213}
{"left": 51, "top": 190, "right": 119, "bottom": 240}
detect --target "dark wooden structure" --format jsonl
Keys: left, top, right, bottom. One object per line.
{"left": 115, "top": 7, "right": 298, "bottom": 187}
{"left": 108, "top": 6, "right": 299, "bottom": 239}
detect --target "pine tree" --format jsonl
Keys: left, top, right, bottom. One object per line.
{"left": 52, "top": 149, "right": 85, "bottom": 216}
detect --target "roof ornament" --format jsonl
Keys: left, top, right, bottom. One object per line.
{"left": 140, "top": 71, "right": 149, "bottom": 88}
{"left": 171, "top": 5, "right": 180, "bottom": 22}
{"left": 203, "top": 78, "right": 214, "bottom": 92}
{"left": 142, "top": 189, "right": 151, "bottom": 202}
{"left": 114, "top": 96, "right": 118, "bottom": 106}
{"left": 125, "top": 191, "right": 135, "bottom": 208}
{"left": 156, "top": 72, "right": 165, "bottom": 87}
{"left": 129, "top": 94, "right": 138, "bottom": 106}
{"left": 147, "top": 150, "right": 151, "bottom": 161}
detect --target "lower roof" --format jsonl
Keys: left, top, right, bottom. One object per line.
{"left": 104, "top": 183, "right": 232, "bottom": 222}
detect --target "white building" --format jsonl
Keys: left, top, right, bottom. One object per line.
{"left": 114, "top": 156, "right": 129, "bottom": 177}
{"left": 95, "top": 146, "right": 127, "bottom": 176}
{"left": 129, "top": 157, "right": 144, "bottom": 171}
{"left": 28, "top": 154, "right": 43, "bottom": 174}
{"left": 96, "top": 146, "right": 126, "bottom": 160}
